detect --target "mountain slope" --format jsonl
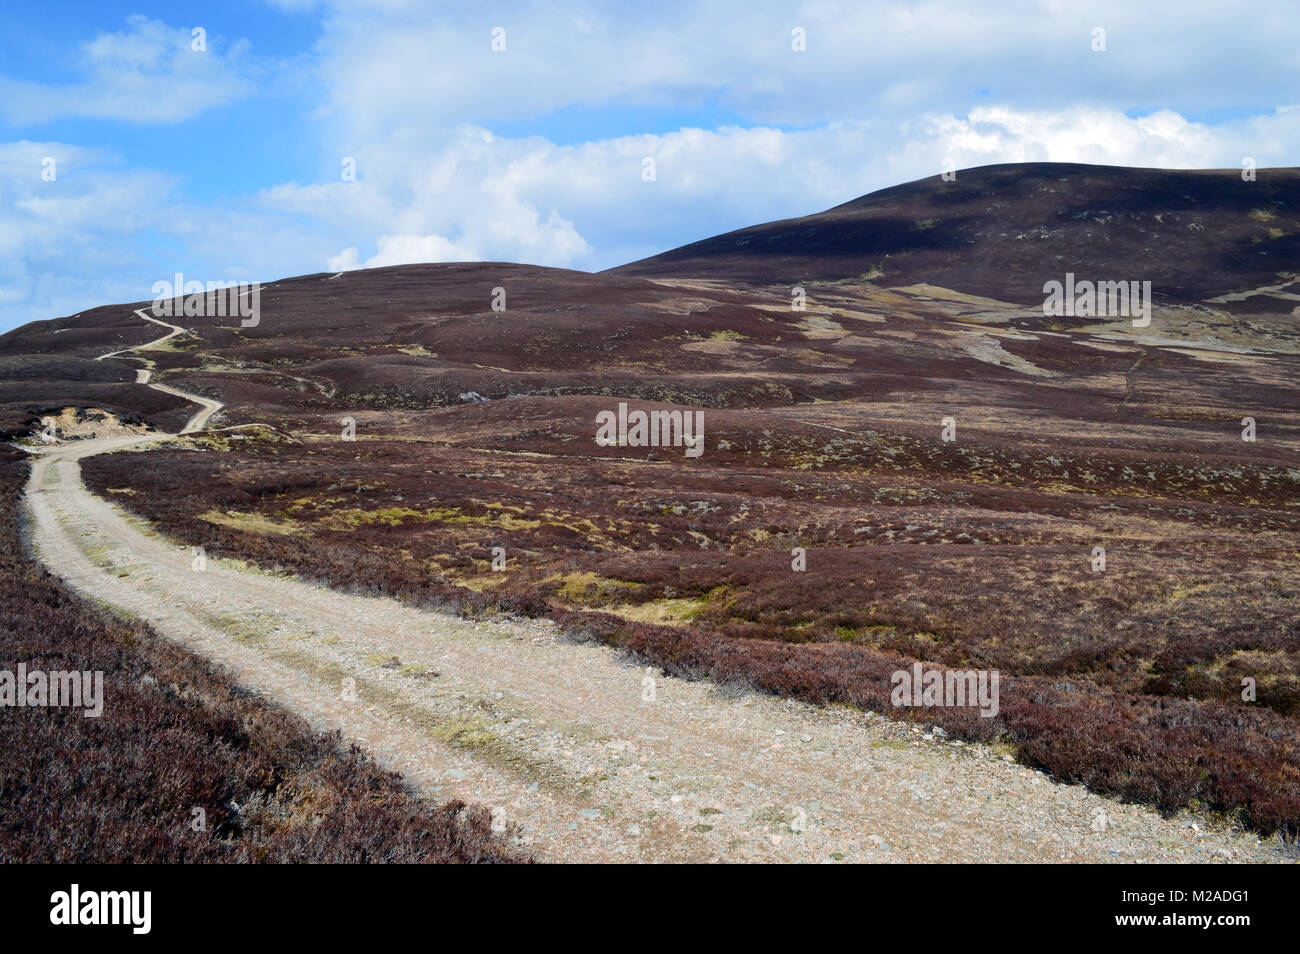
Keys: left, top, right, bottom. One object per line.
{"left": 611, "top": 162, "right": 1300, "bottom": 303}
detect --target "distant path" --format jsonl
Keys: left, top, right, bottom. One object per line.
{"left": 19, "top": 312, "right": 1293, "bottom": 863}
{"left": 93, "top": 309, "right": 225, "bottom": 434}
{"left": 95, "top": 309, "right": 185, "bottom": 362}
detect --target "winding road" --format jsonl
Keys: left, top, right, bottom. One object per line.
{"left": 20, "top": 311, "right": 1293, "bottom": 863}
{"left": 91, "top": 309, "right": 224, "bottom": 433}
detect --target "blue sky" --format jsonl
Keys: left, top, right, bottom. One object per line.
{"left": 1, "top": 0, "right": 1297, "bottom": 332}
{"left": 2, "top": 1, "right": 316, "bottom": 192}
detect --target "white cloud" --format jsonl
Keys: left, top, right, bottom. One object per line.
{"left": 325, "top": 246, "right": 361, "bottom": 271}
{"left": 0, "top": 142, "right": 181, "bottom": 316}
{"left": 925, "top": 106, "right": 1261, "bottom": 170}
{"left": 0, "top": 15, "right": 254, "bottom": 124}
{"left": 0, "top": 140, "right": 333, "bottom": 328}
{"left": 265, "top": 128, "right": 593, "bottom": 270}
{"left": 301, "top": 1, "right": 1300, "bottom": 135}
{"left": 331, "top": 234, "right": 477, "bottom": 270}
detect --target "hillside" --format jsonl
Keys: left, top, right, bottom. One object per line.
{"left": 613, "top": 162, "right": 1300, "bottom": 306}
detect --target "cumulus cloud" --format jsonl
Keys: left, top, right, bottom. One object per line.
{"left": 924, "top": 106, "right": 1300, "bottom": 171}
{"left": 0, "top": 15, "right": 254, "bottom": 124}
{"left": 0, "top": 141, "right": 335, "bottom": 326}
{"left": 266, "top": 128, "right": 593, "bottom": 270}
{"left": 328, "top": 235, "right": 476, "bottom": 270}
{"left": 303, "top": 0, "right": 1300, "bottom": 134}
{"left": 0, "top": 141, "right": 183, "bottom": 318}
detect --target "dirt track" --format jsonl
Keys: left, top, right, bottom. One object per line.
{"left": 19, "top": 315, "right": 1296, "bottom": 864}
